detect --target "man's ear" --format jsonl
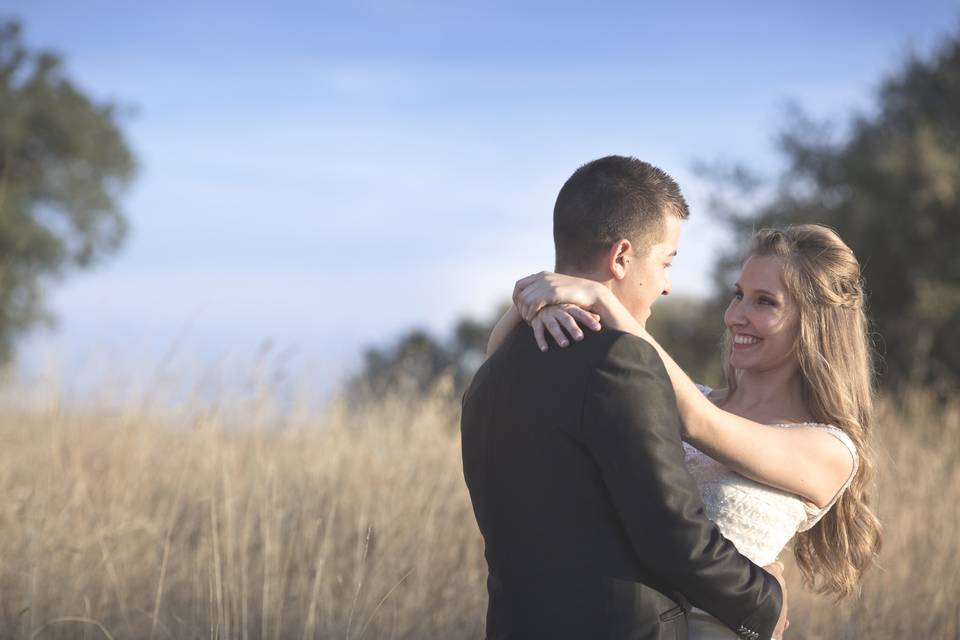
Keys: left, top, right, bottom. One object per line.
{"left": 607, "top": 239, "right": 632, "bottom": 281}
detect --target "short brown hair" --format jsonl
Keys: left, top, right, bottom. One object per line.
{"left": 553, "top": 155, "right": 689, "bottom": 272}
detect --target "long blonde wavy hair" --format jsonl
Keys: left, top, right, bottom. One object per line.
{"left": 721, "top": 224, "right": 882, "bottom": 598}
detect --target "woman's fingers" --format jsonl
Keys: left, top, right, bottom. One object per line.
{"left": 531, "top": 302, "right": 603, "bottom": 353}
{"left": 513, "top": 272, "right": 545, "bottom": 308}
{"left": 518, "top": 290, "right": 535, "bottom": 321}
{"left": 531, "top": 316, "right": 549, "bottom": 352}
{"left": 530, "top": 304, "right": 602, "bottom": 353}
{"left": 541, "top": 313, "right": 569, "bottom": 348}
{"left": 519, "top": 284, "right": 550, "bottom": 320}
{"left": 514, "top": 272, "right": 602, "bottom": 324}
{"left": 568, "top": 306, "right": 602, "bottom": 331}
{"left": 555, "top": 308, "right": 584, "bottom": 342}
{"left": 515, "top": 272, "right": 566, "bottom": 322}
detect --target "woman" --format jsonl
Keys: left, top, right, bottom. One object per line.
{"left": 486, "top": 224, "right": 882, "bottom": 638}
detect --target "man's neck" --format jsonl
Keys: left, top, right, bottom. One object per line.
{"left": 555, "top": 264, "right": 644, "bottom": 329}
{"left": 554, "top": 265, "right": 608, "bottom": 286}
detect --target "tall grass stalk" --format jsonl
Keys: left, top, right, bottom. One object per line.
{"left": 0, "top": 372, "right": 957, "bottom": 638}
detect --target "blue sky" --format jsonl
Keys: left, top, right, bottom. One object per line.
{"left": 5, "top": 1, "right": 959, "bottom": 402}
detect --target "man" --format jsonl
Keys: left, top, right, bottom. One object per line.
{"left": 460, "top": 156, "right": 787, "bottom": 639}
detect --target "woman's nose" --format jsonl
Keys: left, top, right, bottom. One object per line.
{"left": 727, "top": 304, "right": 748, "bottom": 327}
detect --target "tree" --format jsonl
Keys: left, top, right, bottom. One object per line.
{"left": 344, "top": 303, "right": 511, "bottom": 404}
{"left": 0, "top": 20, "right": 136, "bottom": 362}
{"left": 700, "top": 27, "right": 960, "bottom": 392}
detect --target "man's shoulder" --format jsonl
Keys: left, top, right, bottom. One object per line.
{"left": 489, "top": 325, "right": 665, "bottom": 374}
{"left": 588, "top": 329, "right": 665, "bottom": 371}
{"left": 468, "top": 326, "right": 663, "bottom": 388}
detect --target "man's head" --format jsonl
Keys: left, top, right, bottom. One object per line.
{"left": 553, "top": 155, "right": 688, "bottom": 325}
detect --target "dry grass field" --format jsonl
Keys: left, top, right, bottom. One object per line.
{"left": 0, "top": 370, "right": 958, "bottom": 639}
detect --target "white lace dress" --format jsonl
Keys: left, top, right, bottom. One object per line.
{"left": 684, "top": 384, "right": 859, "bottom": 640}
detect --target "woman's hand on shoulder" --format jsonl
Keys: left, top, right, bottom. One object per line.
{"left": 530, "top": 303, "right": 602, "bottom": 352}
{"left": 513, "top": 271, "right": 605, "bottom": 323}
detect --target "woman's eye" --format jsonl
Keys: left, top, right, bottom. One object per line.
{"left": 733, "top": 290, "right": 742, "bottom": 300}
{"left": 759, "top": 297, "right": 774, "bottom": 306}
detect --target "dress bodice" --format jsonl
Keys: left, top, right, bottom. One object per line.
{"left": 684, "top": 384, "right": 859, "bottom": 566}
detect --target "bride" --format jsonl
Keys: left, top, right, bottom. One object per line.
{"left": 487, "top": 223, "right": 882, "bottom": 638}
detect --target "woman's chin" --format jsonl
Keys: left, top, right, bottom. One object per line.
{"left": 729, "top": 353, "right": 758, "bottom": 369}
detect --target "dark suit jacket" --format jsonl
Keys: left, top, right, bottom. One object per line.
{"left": 460, "top": 323, "right": 782, "bottom": 640}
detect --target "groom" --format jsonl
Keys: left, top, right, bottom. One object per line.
{"left": 460, "top": 156, "right": 787, "bottom": 640}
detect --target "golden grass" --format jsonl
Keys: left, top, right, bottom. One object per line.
{"left": 1, "top": 372, "right": 958, "bottom": 639}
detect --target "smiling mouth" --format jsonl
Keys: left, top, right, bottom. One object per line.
{"left": 733, "top": 334, "right": 762, "bottom": 348}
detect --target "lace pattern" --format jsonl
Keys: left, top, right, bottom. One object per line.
{"left": 684, "top": 384, "right": 859, "bottom": 565}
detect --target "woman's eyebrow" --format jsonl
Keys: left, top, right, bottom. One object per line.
{"left": 733, "top": 283, "right": 780, "bottom": 297}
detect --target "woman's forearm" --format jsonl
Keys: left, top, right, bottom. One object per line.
{"left": 485, "top": 304, "right": 523, "bottom": 359}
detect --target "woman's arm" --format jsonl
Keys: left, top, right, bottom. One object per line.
{"left": 485, "top": 302, "right": 603, "bottom": 360}
{"left": 485, "top": 304, "right": 523, "bottom": 359}
{"left": 628, "top": 309, "right": 856, "bottom": 510}
{"left": 519, "top": 273, "right": 856, "bottom": 509}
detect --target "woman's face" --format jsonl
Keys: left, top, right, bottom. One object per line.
{"left": 724, "top": 254, "right": 801, "bottom": 373}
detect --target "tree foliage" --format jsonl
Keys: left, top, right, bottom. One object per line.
{"left": 701, "top": 28, "right": 960, "bottom": 392}
{"left": 344, "top": 303, "right": 509, "bottom": 404}
{"left": 0, "top": 19, "right": 135, "bottom": 362}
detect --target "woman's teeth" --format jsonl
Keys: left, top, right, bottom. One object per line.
{"left": 734, "top": 334, "right": 761, "bottom": 345}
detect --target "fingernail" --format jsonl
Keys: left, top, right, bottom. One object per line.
{"left": 540, "top": 345, "right": 547, "bottom": 352}
{"left": 574, "top": 333, "right": 583, "bottom": 340}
